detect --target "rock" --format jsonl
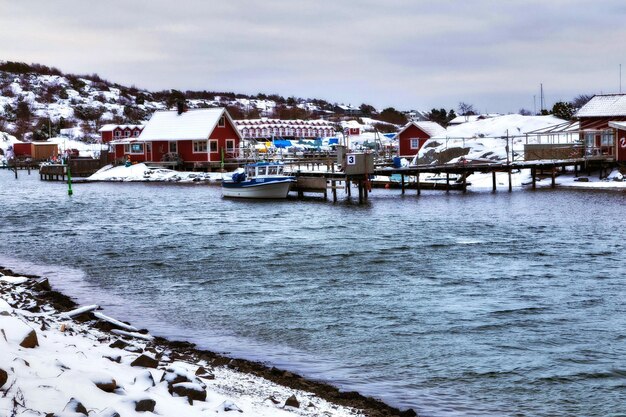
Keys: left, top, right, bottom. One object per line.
{"left": 94, "top": 377, "right": 117, "bottom": 393}
{"left": 219, "top": 400, "right": 243, "bottom": 412}
{"left": 195, "top": 366, "right": 215, "bottom": 379}
{"left": 399, "top": 409, "right": 418, "bottom": 417}
{"left": 94, "top": 408, "right": 120, "bottom": 417}
{"left": 34, "top": 278, "right": 52, "bottom": 291}
{"left": 284, "top": 394, "right": 300, "bottom": 408}
{"left": 20, "top": 329, "right": 39, "bottom": 348}
{"left": 161, "top": 366, "right": 192, "bottom": 385}
{"left": 130, "top": 354, "right": 158, "bottom": 368}
{"left": 267, "top": 395, "right": 280, "bottom": 404}
{"left": 135, "top": 398, "right": 156, "bottom": 412}
{"left": 103, "top": 354, "right": 121, "bottom": 363}
{"left": 170, "top": 382, "right": 207, "bottom": 404}
{"left": 64, "top": 397, "right": 88, "bottom": 415}
{"left": 133, "top": 370, "right": 156, "bottom": 390}
{"left": 0, "top": 368, "right": 8, "bottom": 389}
{"left": 109, "top": 339, "right": 128, "bottom": 349}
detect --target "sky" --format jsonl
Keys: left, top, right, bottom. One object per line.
{"left": 1, "top": 0, "right": 626, "bottom": 114}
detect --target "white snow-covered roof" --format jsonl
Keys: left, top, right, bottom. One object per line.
{"left": 139, "top": 108, "right": 238, "bottom": 141}
{"left": 575, "top": 94, "right": 626, "bottom": 117}
{"left": 608, "top": 121, "right": 626, "bottom": 130}
{"left": 395, "top": 121, "right": 446, "bottom": 139}
{"left": 98, "top": 124, "right": 143, "bottom": 132}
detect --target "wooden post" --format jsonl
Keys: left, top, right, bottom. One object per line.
{"left": 531, "top": 168, "right": 536, "bottom": 190}
{"left": 462, "top": 173, "right": 467, "bottom": 193}
{"left": 574, "top": 163, "right": 578, "bottom": 177}
{"left": 508, "top": 168, "right": 512, "bottom": 192}
{"left": 551, "top": 166, "right": 556, "bottom": 188}
{"left": 332, "top": 180, "right": 337, "bottom": 202}
{"left": 347, "top": 178, "right": 351, "bottom": 197}
{"left": 358, "top": 180, "right": 363, "bottom": 203}
{"left": 417, "top": 172, "right": 421, "bottom": 195}
{"left": 401, "top": 173, "right": 405, "bottom": 195}
{"left": 446, "top": 172, "right": 450, "bottom": 193}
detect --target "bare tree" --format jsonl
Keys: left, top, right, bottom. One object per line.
{"left": 458, "top": 102, "right": 477, "bottom": 119}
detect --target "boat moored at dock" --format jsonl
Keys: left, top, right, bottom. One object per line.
{"left": 222, "top": 162, "right": 295, "bottom": 199}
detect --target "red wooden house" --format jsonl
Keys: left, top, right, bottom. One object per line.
{"left": 575, "top": 94, "right": 626, "bottom": 160}
{"left": 395, "top": 121, "right": 446, "bottom": 157}
{"left": 98, "top": 124, "right": 144, "bottom": 143}
{"left": 109, "top": 108, "right": 242, "bottom": 169}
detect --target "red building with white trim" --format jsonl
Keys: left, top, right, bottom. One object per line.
{"left": 395, "top": 121, "right": 446, "bottom": 157}
{"left": 575, "top": 94, "right": 626, "bottom": 160}
{"left": 109, "top": 108, "right": 242, "bottom": 169}
{"left": 98, "top": 124, "right": 144, "bottom": 143}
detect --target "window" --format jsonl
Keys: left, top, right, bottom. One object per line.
{"left": 218, "top": 116, "right": 225, "bottom": 127}
{"left": 134, "top": 130, "right": 140, "bottom": 137}
{"left": 193, "top": 141, "right": 207, "bottom": 153}
{"left": 601, "top": 131, "right": 614, "bottom": 146}
{"left": 226, "top": 139, "right": 235, "bottom": 151}
{"left": 125, "top": 130, "right": 131, "bottom": 137}
{"left": 209, "top": 140, "right": 218, "bottom": 153}
{"left": 410, "top": 139, "right": 420, "bottom": 149}
{"left": 124, "top": 144, "right": 130, "bottom": 153}
{"left": 115, "top": 130, "right": 121, "bottom": 137}
{"left": 130, "top": 143, "right": 144, "bottom": 154}
{"left": 169, "top": 141, "right": 178, "bottom": 153}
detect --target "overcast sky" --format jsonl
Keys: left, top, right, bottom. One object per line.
{"left": 2, "top": 0, "right": 626, "bottom": 113}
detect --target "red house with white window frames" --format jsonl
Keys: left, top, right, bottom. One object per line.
{"left": 98, "top": 124, "right": 144, "bottom": 143}
{"left": 109, "top": 108, "right": 242, "bottom": 168}
{"left": 575, "top": 94, "right": 626, "bottom": 160}
{"left": 395, "top": 121, "right": 446, "bottom": 157}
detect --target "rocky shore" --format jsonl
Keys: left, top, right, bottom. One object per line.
{"left": 0, "top": 267, "right": 417, "bottom": 417}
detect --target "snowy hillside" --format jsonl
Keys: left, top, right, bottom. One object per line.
{"left": 0, "top": 62, "right": 366, "bottom": 145}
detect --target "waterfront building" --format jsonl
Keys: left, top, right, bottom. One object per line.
{"left": 575, "top": 94, "right": 626, "bottom": 160}
{"left": 98, "top": 124, "right": 144, "bottom": 143}
{"left": 234, "top": 119, "right": 336, "bottom": 140}
{"left": 108, "top": 107, "right": 242, "bottom": 169}
{"left": 395, "top": 121, "right": 446, "bottom": 157}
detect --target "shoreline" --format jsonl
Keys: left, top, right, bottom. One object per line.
{"left": 0, "top": 265, "right": 417, "bottom": 417}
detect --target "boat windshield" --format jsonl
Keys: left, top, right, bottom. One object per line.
{"left": 257, "top": 166, "right": 267, "bottom": 176}
{"left": 246, "top": 167, "right": 255, "bottom": 177}
{"left": 268, "top": 166, "right": 278, "bottom": 175}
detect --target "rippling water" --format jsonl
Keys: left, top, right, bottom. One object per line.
{"left": 1, "top": 171, "right": 625, "bottom": 416}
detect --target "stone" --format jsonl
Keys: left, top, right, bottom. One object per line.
{"left": 103, "top": 355, "right": 121, "bottom": 363}
{"left": 94, "top": 408, "right": 120, "bottom": 417}
{"left": 94, "top": 377, "right": 117, "bottom": 393}
{"left": 19, "top": 329, "right": 39, "bottom": 348}
{"left": 195, "top": 366, "right": 215, "bottom": 380}
{"left": 64, "top": 397, "right": 88, "bottom": 415}
{"left": 133, "top": 370, "right": 156, "bottom": 390}
{"left": 284, "top": 394, "right": 300, "bottom": 408}
{"left": 0, "top": 368, "right": 8, "bottom": 389}
{"left": 109, "top": 339, "right": 128, "bottom": 349}
{"left": 135, "top": 398, "right": 156, "bottom": 412}
{"left": 220, "top": 400, "right": 243, "bottom": 412}
{"left": 130, "top": 354, "right": 158, "bottom": 368}
{"left": 34, "top": 278, "right": 52, "bottom": 291}
{"left": 170, "top": 382, "right": 207, "bottom": 404}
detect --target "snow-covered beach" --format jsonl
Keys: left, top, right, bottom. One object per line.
{"left": 0, "top": 267, "right": 414, "bottom": 417}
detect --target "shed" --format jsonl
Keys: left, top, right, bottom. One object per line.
{"left": 395, "top": 121, "right": 446, "bottom": 157}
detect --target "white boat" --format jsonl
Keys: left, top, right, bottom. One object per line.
{"left": 222, "top": 162, "right": 295, "bottom": 199}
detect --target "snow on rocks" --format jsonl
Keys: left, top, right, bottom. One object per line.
{"left": 88, "top": 163, "right": 224, "bottom": 183}
{"left": 0, "top": 270, "right": 365, "bottom": 417}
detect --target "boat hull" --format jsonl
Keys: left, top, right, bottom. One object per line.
{"left": 222, "top": 179, "right": 293, "bottom": 199}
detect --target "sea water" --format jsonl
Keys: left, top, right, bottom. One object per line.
{"left": 1, "top": 171, "right": 625, "bottom": 416}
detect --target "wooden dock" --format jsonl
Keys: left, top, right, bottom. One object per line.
{"left": 287, "top": 156, "right": 615, "bottom": 203}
